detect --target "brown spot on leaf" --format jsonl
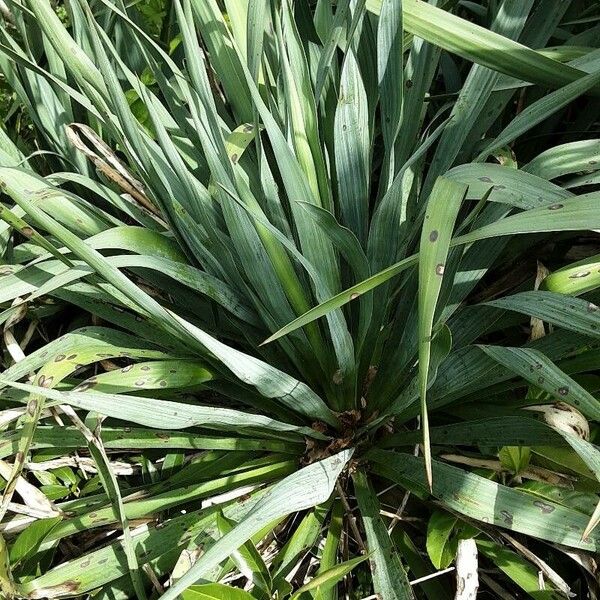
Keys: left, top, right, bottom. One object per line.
{"left": 429, "top": 230, "right": 439, "bottom": 242}
{"left": 30, "top": 581, "right": 81, "bottom": 599}
{"left": 435, "top": 263, "right": 445, "bottom": 276}
{"left": 533, "top": 500, "right": 555, "bottom": 514}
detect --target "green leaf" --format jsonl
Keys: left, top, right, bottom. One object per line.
{"left": 353, "top": 470, "right": 413, "bottom": 600}
{"left": 19, "top": 495, "right": 263, "bottom": 597}
{"left": 524, "top": 139, "right": 600, "bottom": 180}
{"left": 266, "top": 191, "right": 600, "bottom": 345}
{"left": 160, "top": 450, "right": 353, "bottom": 600}
{"left": 418, "top": 176, "right": 466, "bottom": 486}
{"left": 426, "top": 510, "right": 458, "bottom": 570}
{"left": 216, "top": 512, "right": 272, "bottom": 594}
{"left": 9, "top": 517, "right": 62, "bottom": 566}
{"left": 476, "top": 72, "right": 600, "bottom": 161}
{"left": 476, "top": 539, "right": 564, "bottom": 600}
{"left": 480, "top": 345, "right": 600, "bottom": 421}
{"left": 313, "top": 501, "right": 344, "bottom": 600}
{"left": 335, "top": 49, "right": 370, "bottom": 245}
{"left": 0, "top": 380, "right": 320, "bottom": 439}
{"left": 181, "top": 584, "right": 255, "bottom": 600}
{"left": 380, "top": 416, "right": 564, "bottom": 449}
{"left": 477, "top": 70, "right": 600, "bottom": 161}
{"left": 377, "top": 0, "right": 403, "bottom": 191}
{"left": 368, "top": 0, "right": 600, "bottom": 94}
{"left": 271, "top": 504, "right": 331, "bottom": 584}
{"left": 499, "top": 446, "right": 531, "bottom": 476}
{"left": 76, "top": 360, "right": 213, "bottom": 394}
{"left": 369, "top": 450, "right": 599, "bottom": 552}
{"left": 541, "top": 254, "right": 600, "bottom": 297}
{"left": 290, "top": 555, "right": 367, "bottom": 599}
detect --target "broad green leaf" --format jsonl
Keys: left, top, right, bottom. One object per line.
{"left": 426, "top": 510, "right": 458, "bottom": 570}
{"left": 447, "top": 163, "right": 572, "bottom": 210}
{"left": 335, "top": 49, "right": 370, "bottom": 245}
{"left": 353, "top": 470, "right": 413, "bottom": 600}
{"left": 480, "top": 345, "right": 600, "bottom": 421}
{"left": 418, "top": 176, "right": 466, "bottom": 486}
{"left": 160, "top": 450, "right": 353, "bottom": 600}
{"left": 541, "top": 255, "right": 600, "bottom": 297}
{"left": 523, "top": 139, "right": 600, "bottom": 180}
{"left": 377, "top": 0, "right": 403, "bottom": 191}
{"left": 216, "top": 512, "right": 272, "bottom": 594}
{"left": 246, "top": 0, "right": 268, "bottom": 81}
{"left": 0, "top": 425, "right": 301, "bottom": 462}
{"left": 313, "top": 501, "right": 344, "bottom": 600}
{"left": 499, "top": 446, "right": 531, "bottom": 476}
{"left": 19, "top": 494, "right": 264, "bottom": 597}
{"left": 380, "top": 416, "right": 564, "bottom": 449}
{"left": 477, "top": 539, "right": 564, "bottom": 600}
{"left": 0, "top": 380, "right": 321, "bottom": 439}
{"left": 486, "top": 290, "right": 600, "bottom": 337}
{"left": 9, "top": 517, "right": 61, "bottom": 566}
{"left": 369, "top": 450, "right": 599, "bottom": 552}
{"left": 477, "top": 70, "right": 600, "bottom": 161}
{"left": 266, "top": 192, "right": 600, "bottom": 344}
{"left": 368, "top": 0, "right": 600, "bottom": 94}
{"left": 76, "top": 360, "right": 212, "bottom": 394}
{"left": 182, "top": 584, "right": 255, "bottom": 600}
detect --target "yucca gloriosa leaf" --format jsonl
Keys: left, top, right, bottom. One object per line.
{"left": 0, "top": 0, "right": 599, "bottom": 598}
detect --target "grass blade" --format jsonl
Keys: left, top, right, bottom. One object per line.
{"left": 160, "top": 450, "right": 353, "bottom": 600}
{"left": 418, "top": 177, "right": 466, "bottom": 487}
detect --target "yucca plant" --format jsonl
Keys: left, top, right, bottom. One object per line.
{"left": 0, "top": 0, "right": 600, "bottom": 598}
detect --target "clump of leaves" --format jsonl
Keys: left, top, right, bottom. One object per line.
{"left": 0, "top": 0, "right": 599, "bottom": 599}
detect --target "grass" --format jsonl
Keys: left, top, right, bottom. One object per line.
{"left": 0, "top": 0, "right": 599, "bottom": 598}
